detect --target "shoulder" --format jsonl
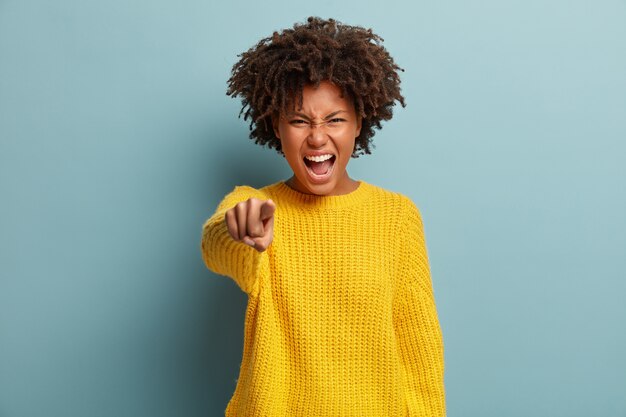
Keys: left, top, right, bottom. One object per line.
{"left": 397, "top": 193, "right": 422, "bottom": 221}
{"left": 358, "top": 182, "right": 426, "bottom": 237}
{"left": 228, "top": 184, "right": 271, "bottom": 199}
{"left": 366, "top": 182, "right": 422, "bottom": 217}
{"left": 379, "top": 186, "right": 425, "bottom": 235}
{"left": 216, "top": 184, "right": 272, "bottom": 212}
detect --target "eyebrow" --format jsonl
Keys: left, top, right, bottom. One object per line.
{"left": 289, "top": 110, "right": 348, "bottom": 120}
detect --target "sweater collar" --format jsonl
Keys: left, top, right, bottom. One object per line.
{"left": 267, "top": 180, "right": 371, "bottom": 209}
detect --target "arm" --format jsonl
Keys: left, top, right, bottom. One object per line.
{"left": 200, "top": 186, "right": 270, "bottom": 297}
{"left": 393, "top": 197, "right": 447, "bottom": 416}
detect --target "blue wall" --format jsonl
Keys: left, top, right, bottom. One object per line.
{"left": 1, "top": 1, "right": 625, "bottom": 416}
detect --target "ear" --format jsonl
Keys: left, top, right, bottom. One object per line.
{"left": 271, "top": 114, "right": 281, "bottom": 139}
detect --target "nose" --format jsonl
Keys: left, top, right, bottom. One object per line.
{"left": 306, "top": 123, "right": 329, "bottom": 148}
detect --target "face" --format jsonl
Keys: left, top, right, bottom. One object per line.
{"left": 272, "top": 80, "right": 362, "bottom": 196}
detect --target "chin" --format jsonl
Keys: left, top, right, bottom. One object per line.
{"left": 298, "top": 170, "right": 341, "bottom": 195}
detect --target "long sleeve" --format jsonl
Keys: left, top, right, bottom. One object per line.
{"left": 394, "top": 197, "right": 447, "bottom": 416}
{"left": 200, "top": 185, "right": 270, "bottom": 297}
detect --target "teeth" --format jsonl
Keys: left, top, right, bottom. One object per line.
{"left": 304, "top": 154, "right": 333, "bottom": 162}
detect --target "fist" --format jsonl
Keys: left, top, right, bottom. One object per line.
{"left": 224, "top": 198, "right": 276, "bottom": 252}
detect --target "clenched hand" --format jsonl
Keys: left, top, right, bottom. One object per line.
{"left": 224, "top": 198, "right": 276, "bottom": 252}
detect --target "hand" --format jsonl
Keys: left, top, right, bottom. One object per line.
{"left": 224, "top": 198, "right": 276, "bottom": 252}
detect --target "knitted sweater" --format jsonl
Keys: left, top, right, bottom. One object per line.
{"left": 201, "top": 180, "right": 446, "bottom": 417}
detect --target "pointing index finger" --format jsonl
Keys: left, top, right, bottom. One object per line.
{"left": 260, "top": 199, "right": 276, "bottom": 221}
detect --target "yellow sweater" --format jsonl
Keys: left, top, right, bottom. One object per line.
{"left": 201, "top": 180, "right": 446, "bottom": 416}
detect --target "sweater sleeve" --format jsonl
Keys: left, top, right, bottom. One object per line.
{"left": 394, "top": 197, "right": 447, "bottom": 416}
{"left": 200, "top": 185, "right": 271, "bottom": 297}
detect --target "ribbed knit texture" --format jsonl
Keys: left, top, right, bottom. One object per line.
{"left": 201, "top": 180, "right": 446, "bottom": 417}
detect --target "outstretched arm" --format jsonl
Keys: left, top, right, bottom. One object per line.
{"left": 200, "top": 186, "right": 274, "bottom": 297}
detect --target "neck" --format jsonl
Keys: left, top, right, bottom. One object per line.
{"left": 286, "top": 173, "right": 359, "bottom": 196}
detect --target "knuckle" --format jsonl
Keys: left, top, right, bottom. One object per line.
{"left": 235, "top": 201, "right": 246, "bottom": 211}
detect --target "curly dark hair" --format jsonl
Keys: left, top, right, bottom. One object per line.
{"left": 226, "top": 16, "right": 406, "bottom": 158}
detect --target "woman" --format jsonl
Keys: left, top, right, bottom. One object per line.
{"left": 201, "top": 16, "right": 446, "bottom": 416}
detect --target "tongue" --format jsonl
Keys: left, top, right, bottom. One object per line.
{"left": 310, "top": 159, "right": 332, "bottom": 175}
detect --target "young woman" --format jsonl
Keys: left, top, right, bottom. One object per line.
{"left": 201, "top": 16, "right": 446, "bottom": 416}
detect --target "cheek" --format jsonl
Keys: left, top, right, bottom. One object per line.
{"left": 281, "top": 138, "right": 302, "bottom": 165}
{"left": 340, "top": 137, "right": 356, "bottom": 160}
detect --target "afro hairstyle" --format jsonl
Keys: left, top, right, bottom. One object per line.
{"left": 226, "top": 16, "right": 406, "bottom": 158}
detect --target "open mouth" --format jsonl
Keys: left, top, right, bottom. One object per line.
{"left": 303, "top": 155, "right": 336, "bottom": 179}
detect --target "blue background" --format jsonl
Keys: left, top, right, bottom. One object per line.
{"left": 1, "top": 1, "right": 625, "bottom": 416}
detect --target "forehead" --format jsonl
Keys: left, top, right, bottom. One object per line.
{"left": 285, "top": 80, "right": 355, "bottom": 115}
